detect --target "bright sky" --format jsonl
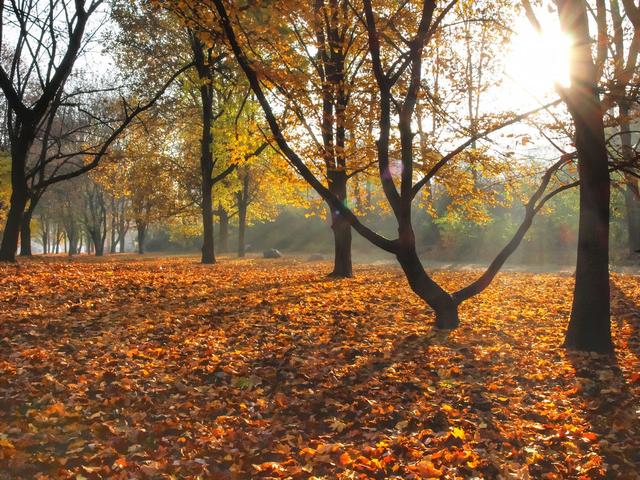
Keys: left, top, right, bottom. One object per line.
{"left": 504, "top": 13, "right": 572, "bottom": 105}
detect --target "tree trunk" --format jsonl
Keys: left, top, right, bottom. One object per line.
{"left": 201, "top": 177, "right": 215, "bottom": 263}
{"left": 137, "top": 224, "right": 146, "bottom": 255}
{"left": 396, "top": 243, "right": 459, "bottom": 329}
{"left": 395, "top": 221, "right": 459, "bottom": 328}
{"left": 237, "top": 174, "right": 250, "bottom": 258}
{"left": 329, "top": 214, "right": 352, "bottom": 277}
{"left": 93, "top": 232, "right": 105, "bottom": 256}
{"left": 618, "top": 103, "right": 640, "bottom": 257}
{"left": 191, "top": 33, "right": 216, "bottom": 265}
{"left": 119, "top": 234, "right": 125, "bottom": 253}
{"left": 0, "top": 126, "right": 33, "bottom": 262}
{"left": 0, "top": 175, "right": 28, "bottom": 262}
{"left": 110, "top": 227, "right": 117, "bottom": 253}
{"left": 559, "top": 0, "right": 612, "bottom": 353}
{"left": 624, "top": 182, "right": 640, "bottom": 256}
{"left": 238, "top": 201, "right": 247, "bottom": 258}
{"left": 328, "top": 174, "right": 353, "bottom": 277}
{"left": 218, "top": 205, "right": 229, "bottom": 253}
{"left": 19, "top": 206, "right": 34, "bottom": 257}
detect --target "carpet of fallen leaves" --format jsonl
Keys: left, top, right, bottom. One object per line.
{"left": 0, "top": 256, "right": 639, "bottom": 480}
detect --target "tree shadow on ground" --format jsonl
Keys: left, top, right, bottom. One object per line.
{"left": 566, "top": 348, "right": 640, "bottom": 477}
{"left": 610, "top": 280, "right": 640, "bottom": 361}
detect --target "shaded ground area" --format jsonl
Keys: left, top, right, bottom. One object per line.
{"left": 0, "top": 256, "right": 638, "bottom": 479}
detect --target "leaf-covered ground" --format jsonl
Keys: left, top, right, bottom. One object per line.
{"left": 0, "top": 256, "right": 639, "bottom": 479}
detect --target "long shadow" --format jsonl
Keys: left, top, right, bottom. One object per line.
{"left": 566, "top": 350, "right": 640, "bottom": 478}
{"left": 610, "top": 280, "right": 640, "bottom": 361}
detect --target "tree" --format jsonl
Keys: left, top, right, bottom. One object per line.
{"left": 0, "top": 0, "right": 103, "bottom": 261}
{"left": 0, "top": 0, "right": 189, "bottom": 261}
{"left": 557, "top": 0, "right": 612, "bottom": 352}
{"left": 608, "top": 0, "right": 640, "bottom": 257}
{"left": 210, "top": 0, "right": 577, "bottom": 328}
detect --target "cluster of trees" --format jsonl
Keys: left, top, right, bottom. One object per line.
{"left": 2, "top": 0, "right": 640, "bottom": 353}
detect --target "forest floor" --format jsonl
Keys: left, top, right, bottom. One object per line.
{"left": 0, "top": 256, "right": 639, "bottom": 479}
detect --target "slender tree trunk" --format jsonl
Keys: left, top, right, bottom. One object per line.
{"left": 201, "top": 176, "right": 215, "bottom": 263}
{"left": 238, "top": 202, "right": 247, "bottom": 258}
{"left": 191, "top": 33, "right": 216, "bottom": 265}
{"left": 624, "top": 183, "right": 640, "bottom": 256}
{"left": 217, "top": 205, "right": 229, "bottom": 253}
{"left": 237, "top": 175, "right": 250, "bottom": 258}
{"left": 619, "top": 103, "right": 640, "bottom": 256}
{"left": 559, "top": 0, "right": 612, "bottom": 353}
{"left": 19, "top": 205, "right": 34, "bottom": 257}
{"left": 119, "top": 234, "right": 125, "bottom": 253}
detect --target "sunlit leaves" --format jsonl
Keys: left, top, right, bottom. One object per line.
{"left": 0, "top": 257, "right": 638, "bottom": 478}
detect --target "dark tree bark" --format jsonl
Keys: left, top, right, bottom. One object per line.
{"left": 110, "top": 201, "right": 118, "bottom": 254}
{"left": 313, "top": 0, "right": 355, "bottom": 278}
{"left": 558, "top": 0, "right": 612, "bottom": 353}
{"left": 89, "top": 230, "right": 105, "bottom": 256}
{"left": 0, "top": 137, "right": 31, "bottom": 261}
{"left": 136, "top": 222, "right": 147, "bottom": 255}
{"left": 216, "top": 204, "right": 229, "bottom": 253}
{"left": 328, "top": 174, "right": 352, "bottom": 277}
{"left": 624, "top": 182, "right": 640, "bottom": 255}
{"left": 396, "top": 229, "right": 459, "bottom": 328}
{"left": 19, "top": 204, "right": 35, "bottom": 257}
{"left": 236, "top": 173, "right": 250, "bottom": 258}
{"left": 190, "top": 32, "right": 217, "bottom": 265}
{"left": 618, "top": 103, "right": 640, "bottom": 256}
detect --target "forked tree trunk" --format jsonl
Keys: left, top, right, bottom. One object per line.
{"left": 559, "top": 0, "right": 612, "bottom": 353}
{"left": 396, "top": 219, "right": 458, "bottom": 329}
{"left": 396, "top": 243, "right": 459, "bottom": 329}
